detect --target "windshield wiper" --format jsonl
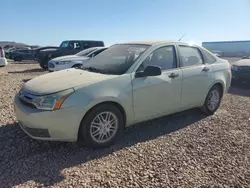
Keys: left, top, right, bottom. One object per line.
{"left": 82, "top": 66, "right": 102, "bottom": 73}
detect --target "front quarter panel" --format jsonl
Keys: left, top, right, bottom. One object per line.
{"left": 62, "top": 74, "right": 134, "bottom": 126}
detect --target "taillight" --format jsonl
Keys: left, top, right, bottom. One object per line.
{"left": 0, "top": 47, "right": 4, "bottom": 58}
{"left": 228, "top": 62, "right": 231, "bottom": 72}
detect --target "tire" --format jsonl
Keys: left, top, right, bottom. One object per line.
{"left": 39, "top": 60, "right": 48, "bottom": 70}
{"left": 79, "top": 104, "right": 124, "bottom": 148}
{"left": 201, "top": 85, "right": 222, "bottom": 115}
{"left": 72, "top": 64, "right": 81, "bottom": 69}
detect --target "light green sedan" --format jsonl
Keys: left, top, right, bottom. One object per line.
{"left": 14, "top": 41, "right": 232, "bottom": 147}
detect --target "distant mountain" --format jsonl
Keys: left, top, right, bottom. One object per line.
{"left": 0, "top": 41, "right": 40, "bottom": 49}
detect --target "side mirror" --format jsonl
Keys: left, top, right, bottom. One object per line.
{"left": 91, "top": 53, "right": 95, "bottom": 58}
{"left": 135, "top": 65, "right": 162, "bottom": 78}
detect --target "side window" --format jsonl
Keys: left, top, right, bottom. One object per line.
{"left": 92, "top": 49, "right": 106, "bottom": 57}
{"left": 83, "top": 42, "right": 90, "bottom": 49}
{"left": 138, "top": 46, "right": 177, "bottom": 71}
{"left": 202, "top": 49, "right": 217, "bottom": 64}
{"left": 68, "top": 42, "right": 81, "bottom": 49}
{"left": 19, "top": 50, "right": 28, "bottom": 53}
{"left": 179, "top": 46, "right": 204, "bottom": 67}
{"left": 73, "top": 42, "right": 81, "bottom": 50}
{"left": 96, "top": 41, "right": 104, "bottom": 46}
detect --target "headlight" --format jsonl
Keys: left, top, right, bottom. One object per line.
{"left": 231, "top": 65, "right": 238, "bottom": 71}
{"left": 32, "top": 88, "right": 74, "bottom": 110}
{"left": 56, "top": 61, "right": 71, "bottom": 65}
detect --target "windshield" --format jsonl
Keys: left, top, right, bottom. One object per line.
{"left": 81, "top": 44, "right": 149, "bottom": 75}
{"left": 75, "top": 47, "right": 97, "bottom": 56}
{"left": 59, "top": 41, "right": 70, "bottom": 48}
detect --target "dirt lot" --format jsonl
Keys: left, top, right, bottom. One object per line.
{"left": 0, "top": 61, "right": 250, "bottom": 188}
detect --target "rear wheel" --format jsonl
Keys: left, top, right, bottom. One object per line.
{"left": 201, "top": 85, "right": 222, "bottom": 115}
{"left": 79, "top": 104, "right": 124, "bottom": 148}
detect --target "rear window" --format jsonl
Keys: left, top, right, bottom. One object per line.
{"left": 178, "top": 46, "right": 204, "bottom": 67}
{"left": 83, "top": 41, "right": 104, "bottom": 48}
{"left": 202, "top": 49, "right": 217, "bottom": 64}
{"left": 96, "top": 41, "right": 104, "bottom": 46}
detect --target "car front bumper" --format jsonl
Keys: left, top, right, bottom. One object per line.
{"left": 232, "top": 70, "right": 250, "bottom": 83}
{"left": 0, "top": 58, "right": 8, "bottom": 66}
{"left": 48, "top": 62, "right": 73, "bottom": 72}
{"left": 14, "top": 94, "right": 83, "bottom": 142}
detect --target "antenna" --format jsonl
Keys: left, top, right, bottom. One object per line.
{"left": 178, "top": 33, "right": 186, "bottom": 41}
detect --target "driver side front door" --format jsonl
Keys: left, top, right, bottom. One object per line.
{"left": 132, "top": 45, "right": 183, "bottom": 122}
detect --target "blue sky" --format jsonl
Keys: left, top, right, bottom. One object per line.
{"left": 2, "top": 0, "right": 250, "bottom": 46}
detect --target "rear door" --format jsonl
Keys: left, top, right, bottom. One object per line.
{"left": 177, "top": 45, "right": 214, "bottom": 108}
{"left": 18, "top": 50, "right": 29, "bottom": 60}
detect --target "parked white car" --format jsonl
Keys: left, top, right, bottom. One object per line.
{"left": 48, "top": 47, "right": 107, "bottom": 72}
{"left": 0, "top": 47, "right": 8, "bottom": 67}
{"left": 14, "top": 41, "right": 232, "bottom": 147}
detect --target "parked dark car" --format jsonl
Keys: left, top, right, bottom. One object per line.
{"left": 37, "top": 40, "right": 105, "bottom": 69}
{"left": 5, "top": 47, "right": 31, "bottom": 59}
{"left": 11, "top": 49, "right": 34, "bottom": 61}
{"left": 231, "top": 59, "right": 250, "bottom": 84}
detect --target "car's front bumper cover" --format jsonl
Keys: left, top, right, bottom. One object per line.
{"left": 232, "top": 70, "right": 250, "bottom": 83}
{"left": 14, "top": 94, "right": 83, "bottom": 142}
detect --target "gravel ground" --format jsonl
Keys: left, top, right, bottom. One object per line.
{"left": 0, "top": 61, "right": 250, "bottom": 188}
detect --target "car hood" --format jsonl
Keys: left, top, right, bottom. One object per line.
{"left": 51, "top": 55, "right": 89, "bottom": 62}
{"left": 23, "top": 69, "right": 117, "bottom": 95}
{"left": 233, "top": 59, "right": 250, "bottom": 66}
{"left": 41, "top": 48, "right": 58, "bottom": 52}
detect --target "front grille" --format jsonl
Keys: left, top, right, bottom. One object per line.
{"left": 239, "top": 66, "right": 250, "bottom": 72}
{"left": 19, "top": 122, "right": 50, "bottom": 138}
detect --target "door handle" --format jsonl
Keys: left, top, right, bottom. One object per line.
{"left": 202, "top": 67, "right": 210, "bottom": 72}
{"left": 168, "top": 73, "right": 179, "bottom": 78}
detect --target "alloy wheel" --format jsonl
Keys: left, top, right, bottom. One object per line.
{"left": 90, "top": 111, "right": 118, "bottom": 144}
{"left": 207, "top": 90, "right": 220, "bottom": 111}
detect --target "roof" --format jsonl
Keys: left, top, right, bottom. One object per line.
{"left": 63, "top": 40, "right": 104, "bottom": 42}
{"left": 95, "top": 47, "right": 107, "bottom": 49}
{"left": 120, "top": 40, "right": 188, "bottom": 46}
{"left": 202, "top": 40, "right": 250, "bottom": 44}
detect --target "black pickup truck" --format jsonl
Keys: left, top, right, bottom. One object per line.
{"left": 37, "top": 40, "right": 104, "bottom": 69}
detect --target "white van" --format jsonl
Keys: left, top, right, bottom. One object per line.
{"left": 0, "top": 47, "right": 8, "bottom": 67}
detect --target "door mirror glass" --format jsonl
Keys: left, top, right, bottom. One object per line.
{"left": 135, "top": 65, "right": 162, "bottom": 78}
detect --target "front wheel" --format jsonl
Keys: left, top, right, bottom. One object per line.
{"left": 201, "top": 85, "right": 222, "bottom": 115}
{"left": 39, "top": 60, "right": 48, "bottom": 70}
{"left": 72, "top": 64, "right": 82, "bottom": 69}
{"left": 79, "top": 104, "right": 124, "bottom": 148}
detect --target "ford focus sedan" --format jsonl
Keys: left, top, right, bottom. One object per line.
{"left": 14, "top": 41, "right": 232, "bottom": 147}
